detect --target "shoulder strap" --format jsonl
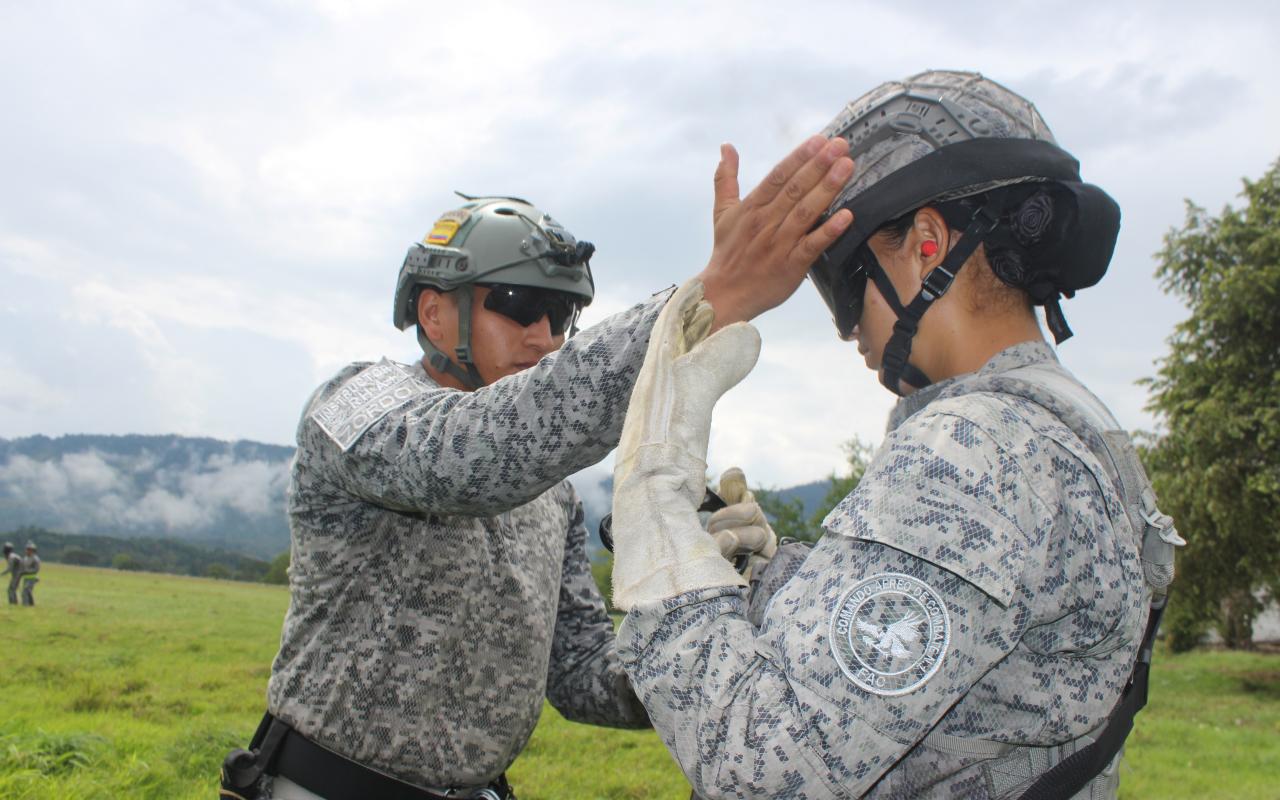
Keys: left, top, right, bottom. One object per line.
{"left": 1016, "top": 604, "right": 1164, "bottom": 800}
{"left": 983, "top": 363, "right": 1181, "bottom": 800}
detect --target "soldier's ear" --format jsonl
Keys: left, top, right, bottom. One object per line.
{"left": 416, "top": 288, "right": 452, "bottom": 343}
{"left": 910, "top": 207, "right": 953, "bottom": 281}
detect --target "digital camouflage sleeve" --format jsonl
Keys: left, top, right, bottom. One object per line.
{"left": 546, "top": 494, "right": 650, "bottom": 726}
{"left": 618, "top": 343, "right": 1148, "bottom": 799}
{"left": 269, "top": 295, "right": 662, "bottom": 789}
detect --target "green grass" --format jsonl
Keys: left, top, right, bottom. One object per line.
{"left": 1, "top": 564, "right": 1275, "bottom": 798}
{"left": 1120, "top": 647, "right": 1280, "bottom": 798}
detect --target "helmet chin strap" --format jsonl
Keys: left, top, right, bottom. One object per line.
{"left": 417, "top": 284, "right": 487, "bottom": 390}
{"left": 872, "top": 202, "right": 1001, "bottom": 397}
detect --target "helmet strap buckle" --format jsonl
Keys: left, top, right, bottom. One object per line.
{"left": 920, "top": 265, "right": 957, "bottom": 301}
{"left": 871, "top": 197, "right": 1006, "bottom": 396}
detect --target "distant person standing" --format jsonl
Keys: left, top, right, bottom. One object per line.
{"left": 20, "top": 542, "right": 39, "bottom": 606}
{"left": 2, "top": 543, "right": 21, "bottom": 605}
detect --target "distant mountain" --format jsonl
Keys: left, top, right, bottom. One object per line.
{"left": 577, "top": 476, "right": 838, "bottom": 553}
{"left": 767, "top": 479, "right": 833, "bottom": 519}
{"left": 0, "top": 434, "right": 294, "bottom": 559}
{"left": 0, "top": 435, "right": 839, "bottom": 560}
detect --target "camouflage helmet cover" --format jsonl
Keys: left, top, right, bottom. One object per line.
{"left": 812, "top": 70, "right": 1120, "bottom": 338}
{"left": 392, "top": 196, "right": 595, "bottom": 331}
{"left": 824, "top": 71, "right": 1055, "bottom": 214}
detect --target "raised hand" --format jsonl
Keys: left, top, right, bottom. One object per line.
{"left": 697, "top": 135, "right": 854, "bottom": 331}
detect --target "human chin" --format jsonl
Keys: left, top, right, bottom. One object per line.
{"left": 504, "top": 360, "right": 539, "bottom": 378}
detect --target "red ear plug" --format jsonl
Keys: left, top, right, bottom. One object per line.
{"left": 921, "top": 241, "right": 939, "bottom": 258}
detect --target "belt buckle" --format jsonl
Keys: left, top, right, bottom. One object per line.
{"left": 471, "top": 790, "right": 502, "bottom": 800}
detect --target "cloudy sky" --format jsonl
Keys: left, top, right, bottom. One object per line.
{"left": 2, "top": 0, "right": 1277, "bottom": 492}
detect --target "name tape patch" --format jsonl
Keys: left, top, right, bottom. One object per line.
{"left": 311, "top": 359, "right": 426, "bottom": 451}
{"left": 829, "top": 572, "right": 951, "bottom": 696}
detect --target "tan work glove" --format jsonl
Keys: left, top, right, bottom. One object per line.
{"left": 707, "top": 467, "right": 778, "bottom": 581}
{"left": 611, "top": 279, "right": 761, "bottom": 611}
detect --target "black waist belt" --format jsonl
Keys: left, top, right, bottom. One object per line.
{"left": 257, "top": 713, "right": 515, "bottom": 800}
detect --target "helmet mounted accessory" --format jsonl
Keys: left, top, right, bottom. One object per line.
{"left": 392, "top": 195, "right": 596, "bottom": 390}
{"left": 809, "top": 71, "right": 1120, "bottom": 395}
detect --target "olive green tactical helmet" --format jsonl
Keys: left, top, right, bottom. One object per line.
{"left": 393, "top": 195, "right": 596, "bottom": 390}
{"left": 392, "top": 195, "right": 595, "bottom": 332}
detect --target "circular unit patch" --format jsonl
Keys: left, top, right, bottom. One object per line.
{"left": 829, "top": 572, "right": 951, "bottom": 696}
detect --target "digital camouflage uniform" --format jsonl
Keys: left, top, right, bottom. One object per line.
{"left": 268, "top": 296, "right": 662, "bottom": 790}
{"left": 619, "top": 341, "right": 1149, "bottom": 799}
{"left": 4, "top": 551, "right": 22, "bottom": 605}
{"left": 19, "top": 554, "right": 39, "bottom": 606}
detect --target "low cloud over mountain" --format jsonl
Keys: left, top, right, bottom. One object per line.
{"left": 0, "top": 435, "right": 293, "bottom": 558}
{"left": 0, "top": 434, "right": 829, "bottom": 560}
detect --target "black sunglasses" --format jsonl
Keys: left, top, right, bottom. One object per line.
{"left": 809, "top": 241, "right": 878, "bottom": 341}
{"left": 481, "top": 284, "right": 584, "bottom": 336}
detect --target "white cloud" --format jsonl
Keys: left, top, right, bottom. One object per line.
{"left": 568, "top": 461, "right": 614, "bottom": 516}
{"left": 0, "top": 354, "right": 70, "bottom": 416}
{"left": 0, "top": 448, "right": 290, "bottom": 535}
{"left": 1, "top": 0, "right": 1277, "bottom": 486}
{"left": 706, "top": 331, "right": 897, "bottom": 487}
{"left": 60, "top": 451, "right": 126, "bottom": 494}
{"left": 129, "top": 486, "right": 209, "bottom": 531}
{"left": 0, "top": 455, "right": 71, "bottom": 504}
{"left": 175, "top": 455, "right": 289, "bottom": 517}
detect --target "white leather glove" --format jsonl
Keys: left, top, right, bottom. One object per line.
{"left": 707, "top": 467, "right": 778, "bottom": 580}
{"left": 611, "top": 279, "right": 761, "bottom": 611}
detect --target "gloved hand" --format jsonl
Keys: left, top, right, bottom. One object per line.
{"left": 611, "top": 278, "right": 761, "bottom": 611}
{"left": 707, "top": 467, "right": 777, "bottom": 580}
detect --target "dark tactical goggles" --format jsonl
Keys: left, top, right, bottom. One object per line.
{"left": 481, "top": 283, "right": 584, "bottom": 336}
{"left": 809, "top": 240, "right": 878, "bottom": 341}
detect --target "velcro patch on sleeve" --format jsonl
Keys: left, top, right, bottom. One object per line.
{"left": 311, "top": 359, "right": 427, "bottom": 451}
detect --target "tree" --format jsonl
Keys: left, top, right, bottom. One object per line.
{"left": 1143, "top": 156, "right": 1280, "bottom": 650}
{"left": 57, "top": 546, "right": 98, "bottom": 566}
{"left": 206, "top": 563, "right": 231, "bottom": 580}
{"left": 111, "top": 553, "right": 142, "bottom": 571}
{"left": 265, "top": 551, "right": 290, "bottom": 585}
{"left": 756, "top": 437, "right": 873, "bottom": 542}
{"left": 752, "top": 489, "right": 811, "bottom": 542}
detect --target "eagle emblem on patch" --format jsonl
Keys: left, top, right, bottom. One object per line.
{"left": 830, "top": 572, "right": 950, "bottom": 696}
{"left": 311, "top": 359, "right": 427, "bottom": 451}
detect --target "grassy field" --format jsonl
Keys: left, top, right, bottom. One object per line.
{"left": 0, "top": 564, "right": 1275, "bottom": 799}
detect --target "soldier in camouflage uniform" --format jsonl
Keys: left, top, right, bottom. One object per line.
{"left": 19, "top": 542, "right": 39, "bottom": 606}
{"left": 611, "top": 71, "right": 1182, "bottom": 799}
{"left": 2, "top": 543, "right": 21, "bottom": 605}
{"left": 222, "top": 133, "right": 858, "bottom": 800}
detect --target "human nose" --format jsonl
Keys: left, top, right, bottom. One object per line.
{"left": 524, "top": 314, "right": 555, "bottom": 349}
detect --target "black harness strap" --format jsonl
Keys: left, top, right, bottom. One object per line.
{"left": 1016, "top": 598, "right": 1167, "bottom": 800}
